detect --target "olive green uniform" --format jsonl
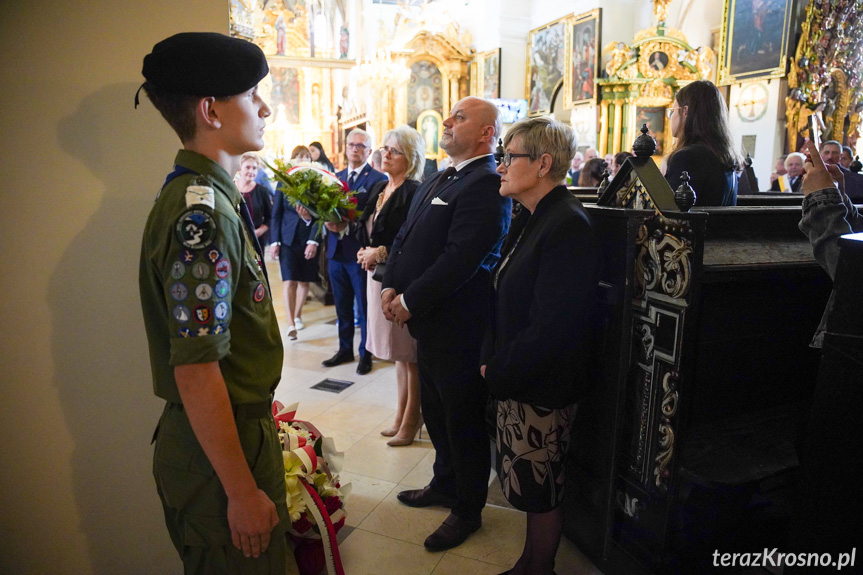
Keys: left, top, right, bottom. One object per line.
{"left": 139, "top": 150, "right": 287, "bottom": 573}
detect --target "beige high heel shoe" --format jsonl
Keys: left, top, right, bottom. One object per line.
{"left": 387, "top": 417, "right": 424, "bottom": 447}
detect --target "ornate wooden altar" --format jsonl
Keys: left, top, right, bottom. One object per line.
{"left": 563, "top": 132, "right": 831, "bottom": 573}
{"left": 598, "top": 1, "right": 713, "bottom": 159}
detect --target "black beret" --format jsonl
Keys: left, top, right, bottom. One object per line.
{"left": 142, "top": 32, "right": 269, "bottom": 97}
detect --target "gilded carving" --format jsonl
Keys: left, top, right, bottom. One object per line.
{"left": 654, "top": 370, "right": 679, "bottom": 491}
{"left": 635, "top": 223, "right": 692, "bottom": 301}
{"left": 617, "top": 490, "right": 647, "bottom": 520}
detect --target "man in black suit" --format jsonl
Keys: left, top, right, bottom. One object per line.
{"left": 821, "top": 140, "right": 863, "bottom": 202}
{"left": 770, "top": 152, "right": 804, "bottom": 192}
{"left": 324, "top": 128, "right": 387, "bottom": 374}
{"left": 381, "top": 97, "right": 511, "bottom": 551}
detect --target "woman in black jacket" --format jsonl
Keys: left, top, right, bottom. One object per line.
{"left": 356, "top": 125, "right": 425, "bottom": 446}
{"left": 482, "top": 116, "right": 600, "bottom": 575}
{"left": 664, "top": 80, "right": 740, "bottom": 206}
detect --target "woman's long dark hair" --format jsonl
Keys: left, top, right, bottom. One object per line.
{"left": 309, "top": 141, "right": 334, "bottom": 171}
{"left": 670, "top": 80, "right": 740, "bottom": 170}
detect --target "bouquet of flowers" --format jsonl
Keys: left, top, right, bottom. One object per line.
{"left": 266, "top": 159, "right": 361, "bottom": 240}
{"left": 273, "top": 401, "right": 351, "bottom": 575}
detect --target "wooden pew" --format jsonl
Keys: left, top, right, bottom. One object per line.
{"left": 562, "top": 152, "right": 832, "bottom": 573}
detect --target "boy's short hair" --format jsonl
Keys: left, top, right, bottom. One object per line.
{"left": 140, "top": 32, "right": 269, "bottom": 142}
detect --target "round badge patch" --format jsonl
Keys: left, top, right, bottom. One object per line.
{"left": 215, "top": 259, "right": 231, "bottom": 279}
{"left": 176, "top": 209, "right": 217, "bottom": 249}
{"left": 170, "top": 261, "right": 186, "bottom": 280}
{"left": 215, "top": 280, "right": 230, "bottom": 298}
{"left": 172, "top": 304, "right": 190, "bottom": 323}
{"left": 192, "top": 262, "right": 210, "bottom": 280}
{"left": 214, "top": 301, "right": 229, "bottom": 320}
{"left": 193, "top": 305, "right": 212, "bottom": 324}
{"left": 213, "top": 323, "right": 227, "bottom": 335}
{"left": 178, "top": 327, "right": 194, "bottom": 338}
{"left": 195, "top": 284, "right": 214, "bottom": 300}
{"left": 170, "top": 282, "right": 188, "bottom": 301}
{"left": 253, "top": 282, "right": 267, "bottom": 303}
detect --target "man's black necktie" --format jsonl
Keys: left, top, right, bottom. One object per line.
{"left": 422, "top": 166, "right": 457, "bottom": 204}
{"left": 348, "top": 171, "right": 357, "bottom": 189}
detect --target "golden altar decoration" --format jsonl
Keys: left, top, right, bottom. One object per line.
{"left": 784, "top": 0, "right": 863, "bottom": 151}
{"left": 596, "top": 0, "right": 714, "bottom": 158}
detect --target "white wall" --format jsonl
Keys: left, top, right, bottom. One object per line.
{"left": 0, "top": 1, "right": 224, "bottom": 573}
{"left": 728, "top": 80, "right": 788, "bottom": 189}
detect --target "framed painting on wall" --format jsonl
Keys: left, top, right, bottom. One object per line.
{"left": 477, "top": 48, "right": 501, "bottom": 99}
{"left": 718, "top": 0, "right": 794, "bottom": 85}
{"left": 526, "top": 15, "right": 568, "bottom": 117}
{"left": 417, "top": 109, "right": 445, "bottom": 161}
{"left": 565, "top": 9, "right": 601, "bottom": 108}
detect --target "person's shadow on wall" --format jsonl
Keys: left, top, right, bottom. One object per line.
{"left": 54, "top": 83, "right": 179, "bottom": 573}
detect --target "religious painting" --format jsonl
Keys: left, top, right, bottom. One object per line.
{"left": 417, "top": 110, "right": 445, "bottom": 161}
{"left": 526, "top": 16, "right": 568, "bottom": 117}
{"left": 407, "top": 60, "right": 443, "bottom": 127}
{"left": 477, "top": 48, "right": 501, "bottom": 100}
{"left": 718, "top": 0, "right": 795, "bottom": 85}
{"left": 635, "top": 107, "right": 666, "bottom": 156}
{"left": 229, "top": 0, "right": 254, "bottom": 40}
{"left": 269, "top": 67, "right": 300, "bottom": 124}
{"left": 565, "top": 9, "right": 601, "bottom": 108}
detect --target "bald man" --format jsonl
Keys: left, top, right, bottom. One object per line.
{"left": 382, "top": 97, "right": 511, "bottom": 551}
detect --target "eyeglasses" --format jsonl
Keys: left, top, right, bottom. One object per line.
{"left": 347, "top": 142, "right": 368, "bottom": 150}
{"left": 666, "top": 107, "right": 682, "bottom": 119}
{"left": 496, "top": 152, "right": 532, "bottom": 167}
{"left": 379, "top": 146, "right": 404, "bottom": 157}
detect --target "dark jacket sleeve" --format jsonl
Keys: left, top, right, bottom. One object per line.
{"left": 402, "top": 173, "right": 509, "bottom": 318}
{"left": 484, "top": 212, "right": 599, "bottom": 398}
{"left": 270, "top": 192, "right": 284, "bottom": 245}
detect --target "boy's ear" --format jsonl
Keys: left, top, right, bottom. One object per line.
{"left": 197, "top": 97, "right": 221, "bottom": 129}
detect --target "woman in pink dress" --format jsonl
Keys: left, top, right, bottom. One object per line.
{"left": 357, "top": 125, "right": 425, "bottom": 446}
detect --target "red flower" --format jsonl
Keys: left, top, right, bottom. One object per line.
{"left": 323, "top": 496, "right": 342, "bottom": 516}
{"left": 292, "top": 515, "right": 312, "bottom": 534}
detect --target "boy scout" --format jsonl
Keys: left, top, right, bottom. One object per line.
{"left": 137, "top": 32, "right": 288, "bottom": 573}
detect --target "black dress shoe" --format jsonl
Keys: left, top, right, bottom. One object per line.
{"left": 356, "top": 354, "right": 372, "bottom": 375}
{"left": 424, "top": 513, "right": 481, "bottom": 551}
{"left": 396, "top": 485, "right": 456, "bottom": 508}
{"left": 321, "top": 350, "right": 354, "bottom": 367}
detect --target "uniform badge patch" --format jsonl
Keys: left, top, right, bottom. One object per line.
{"left": 253, "top": 282, "right": 267, "bottom": 303}
{"left": 172, "top": 304, "right": 190, "bottom": 323}
{"left": 171, "top": 261, "right": 186, "bottom": 280}
{"left": 178, "top": 327, "right": 193, "bottom": 338}
{"left": 214, "top": 301, "right": 229, "bottom": 319}
{"left": 193, "top": 305, "right": 212, "bottom": 324}
{"left": 170, "top": 282, "right": 188, "bottom": 301}
{"left": 206, "top": 247, "right": 222, "bottom": 263}
{"left": 179, "top": 249, "right": 198, "bottom": 263}
{"left": 215, "top": 280, "right": 230, "bottom": 298}
{"left": 186, "top": 184, "right": 215, "bottom": 209}
{"left": 192, "top": 262, "right": 210, "bottom": 280}
{"left": 195, "top": 284, "right": 214, "bottom": 300}
{"left": 215, "top": 259, "right": 231, "bottom": 278}
{"left": 197, "top": 327, "right": 210, "bottom": 336}
{"left": 176, "top": 209, "right": 216, "bottom": 249}
{"left": 213, "top": 323, "right": 227, "bottom": 335}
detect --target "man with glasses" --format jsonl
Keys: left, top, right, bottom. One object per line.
{"left": 820, "top": 139, "right": 863, "bottom": 202}
{"left": 324, "top": 128, "right": 386, "bottom": 374}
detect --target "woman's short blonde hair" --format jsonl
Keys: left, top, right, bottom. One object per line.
{"left": 502, "top": 117, "right": 578, "bottom": 182}
{"left": 382, "top": 125, "right": 426, "bottom": 181}
{"left": 240, "top": 151, "right": 261, "bottom": 167}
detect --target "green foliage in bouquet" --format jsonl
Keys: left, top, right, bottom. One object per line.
{"left": 265, "top": 159, "right": 361, "bottom": 240}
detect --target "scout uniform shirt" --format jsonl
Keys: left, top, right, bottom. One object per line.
{"left": 139, "top": 149, "right": 283, "bottom": 404}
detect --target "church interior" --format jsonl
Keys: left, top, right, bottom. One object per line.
{"left": 1, "top": 0, "right": 862, "bottom": 573}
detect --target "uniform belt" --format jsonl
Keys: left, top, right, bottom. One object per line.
{"left": 232, "top": 398, "right": 273, "bottom": 422}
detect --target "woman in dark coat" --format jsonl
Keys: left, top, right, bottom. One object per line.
{"left": 237, "top": 152, "right": 273, "bottom": 247}
{"left": 481, "top": 116, "right": 600, "bottom": 575}
{"left": 664, "top": 80, "right": 740, "bottom": 206}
